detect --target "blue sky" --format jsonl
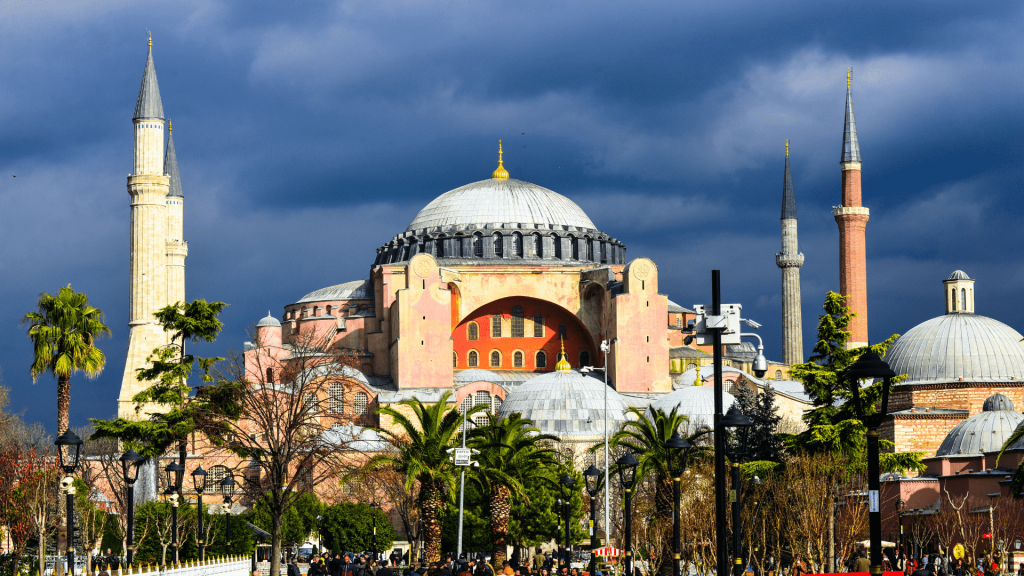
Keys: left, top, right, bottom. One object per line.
{"left": 1, "top": 1, "right": 1022, "bottom": 431}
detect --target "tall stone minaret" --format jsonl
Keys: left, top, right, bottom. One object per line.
{"left": 776, "top": 141, "right": 804, "bottom": 365}
{"left": 834, "top": 69, "right": 869, "bottom": 349}
{"left": 165, "top": 122, "right": 187, "bottom": 307}
{"left": 120, "top": 36, "right": 171, "bottom": 418}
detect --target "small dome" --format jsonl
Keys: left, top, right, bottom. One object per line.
{"left": 256, "top": 312, "right": 280, "bottom": 328}
{"left": 496, "top": 370, "right": 630, "bottom": 438}
{"left": 296, "top": 279, "right": 372, "bottom": 304}
{"left": 885, "top": 314, "right": 1024, "bottom": 384}
{"left": 935, "top": 395, "right": 1024, "bottom": 456}
{"left": 646, "top": 384, "right": 736, "bottom": 430}
{"left": 984, "top": 394, "right": 1014, "bottom": 412}
{"left": 947, "top": 270, "right": 972, "bottom": 281}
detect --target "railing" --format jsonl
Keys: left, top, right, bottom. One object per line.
{"left": 84, "top": 556, "right": 250, "bottom": 576}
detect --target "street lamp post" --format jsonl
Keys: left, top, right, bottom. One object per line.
{"left": 119, "top": 449, "right": 143, "bottom": 567}
{"left": 192, "top": 466, "right": 208, "bottom": 560}
{"left": 559, "top": 476, "right": 576, "bottom": 568}
{"left": 221, "top": 475, "right": 236, "bottom": 555}
{"left": 55, "top": 430, "right": 84, "bottom": 576}
{"left": 616, "top": 453, "right": 639, "bottom": 576}
{"left": 896, "top": 499, "right": 906, "bottom": 557}
{"left": 665, "top": 432, "right": 693, "bottom": 576}
{"left": 845, "top": 349, "right": 898, "bottom": 576}
{"left": 370, "top": 501, "right": 379, "bottom": 561}
{"left": 164, "top": 462, "right": 184, "bottom": 565}
{"left": 583, "top": 465, "right": 601, "bottom": 575}
{"left": 316, "top": 515, "right": 324, "bottom": 556}
{"left": 722, "top": 406, "right": 753, "bottom": 576}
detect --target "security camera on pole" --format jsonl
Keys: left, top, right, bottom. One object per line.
{"left": 448, "top": 408, "right": 480, "bottom": 561}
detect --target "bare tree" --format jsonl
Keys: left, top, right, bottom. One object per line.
{"left": 344, "top": 453, "right": 419, "bottom": 541}
{"left": 21, "top": 448, "right": 62, "bottom": 576}
{"left": 835, "top": 476, "right": 870, "bottom": 568}
{"left": 197, "top": 327, "right": 363, "bottom": 576}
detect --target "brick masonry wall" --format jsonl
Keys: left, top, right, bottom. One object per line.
{"left": 880, "top": 415, "right": 966, "bottom": 457}
{"left": 889, "top": 383, "right": 1024, "bottom": 412}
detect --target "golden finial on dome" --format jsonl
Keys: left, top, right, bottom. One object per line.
{"left": 694, "top": 363, "right": 702, "bottom": 386}
{"left": 847, "top": 68, "right": 851, "bottom": 89}
{"left": 492, "top": 140, "right": 509, "bottom": 180}
{"left": 148, "top": 33, "right": 152, "bottom": 50}
{"left": 785, "top": 139, "right": 789, "bottom": 156}
{"left": 168, "top": 120, "right": 172, "bottom": 134}
{"left": 555, "top": 337, "right": 572, "bottom": 373}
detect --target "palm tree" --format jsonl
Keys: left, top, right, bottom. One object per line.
{"left": 469, "top": 412, "right": 560, "bottom": 565}
{"left": 22, "top": 285, "right": 111, "bottom": 434}
{"left": 607, "top": 407, "right": 708, "bottom": 576}
{"left": 372, "top": 390, "right": 485, "bottom": 562}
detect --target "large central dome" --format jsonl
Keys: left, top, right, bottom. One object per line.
{"left": 406, "top": 178, "right": 597, "bottom": 233}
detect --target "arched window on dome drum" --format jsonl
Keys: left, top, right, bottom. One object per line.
{"left": 962, "top": 288, "right": 967, "bottom": 310}
{"left": 571, "top": 237, "right": 579, "bottom": 260}
{"left": 600, "top": 241, "right": 608, "bottom": 264}
{"left": 453, "top": 352, "right": 458, "bottom": 368}
{"left": 436, "top": 236, "right": 445, "bottom": 258}
{"left": 531, "top": 233, "right": 542, "bottom": 258}
{"left": 468, "top": 351, "right": 479, "bottom": 367}
{"left": 775, "top": 370, "right": 783, "bottom": 381}
{"left": 329, "top": 382, "right": 344, "bottom": 414}
{"left": 354, "top": 392, "right": 369, "bottom": 415}
{"left": 492, "top": 315, "right": 502, "bottom": 338}
{"left": 513, "top": 233, "right": 523, "bottom": 257}
{"left": 514, "top": 351, "right": 524, "bottom": 368}
{"left": 586, "top": 237, "right": 594, "bottom": 261}
{"left": 534, "top": 314, "right": 544, "bottom": 337}
{"left": 553, "top": 234, "right": 562, "bottom": 259}
{"left": 493, "top": 233, "right": 503, "bottom": 258}
{"left": 468, "top": 322, "right": 479, "bottom": 341}
{"left": 536, "top": 351, "right": 547, "bottom": 368}
{"left": 579, "top": 350, "right": 590, "bottom": 367}
{"left": 952, "top": 288, "right": 957, "bottom": 311}
{"left": 511, "top": 306, "right": 524, "bottom": 337}
{"left": 266, "top": 368, "right": 274, "bottom": 384}
{"left": 453, "top": 234, "right": 463, "bottom": 258}
{"left": 490, "top": 350, "right": 501, "bottom": 367}
{"left": 473, "top": 234, "right": 484, "bottom": 257}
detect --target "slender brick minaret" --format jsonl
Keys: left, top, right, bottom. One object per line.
{"left": 776, "top": 140, "right": 804, "bottom": 365}
{"left": 120, "top": 35, "right": 172, "bottom": 418}
{"left": 834, "top": 69, "right": 869, "bottom": 349}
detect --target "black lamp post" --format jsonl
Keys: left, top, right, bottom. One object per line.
{"left": 119, "top": 449, "right": 143, "bottom": 567}
{"left": 165, "top": 461, "right": 184, "bottom": 564}
{"left": 845, "top": 349, "right": 897, "bottom": 576}
{"left": 192, "top": 466, "right": 208, "bottom": 560}
{"left": 665, "top": 431, "right": 693, "bottom": 576}
{"left": 55, "top": 430, "right": 84, "bottom": 576}
{"left": 722, "top": 405, "right": 753, "bottom": 576}
{"left": 559, "top": 475, "right": 576, "bottom": 568}
{"left": 221, "top": 475, "right": 236, "bottom": 554}
{"left": 370, "top": 501, "right": 380, "bottom": 561}
{"left": 896, "top": 499, "right": 906, "bottom": 557}
{"left": 616, "top": 453, "right": 639, "bottom": 576}
{"left": 583, "top": 465, "right": 601, "bottom": 548}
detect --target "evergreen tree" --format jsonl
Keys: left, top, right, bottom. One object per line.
{"left": 748, "top": 383, "right": 784, "bottom": 462}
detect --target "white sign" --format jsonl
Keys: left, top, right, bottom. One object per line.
{"left": 453, "top": 448, "right": 472, "bottom": 466}
{"left": 868, "top": 490, "right": 879, "bottom": 512}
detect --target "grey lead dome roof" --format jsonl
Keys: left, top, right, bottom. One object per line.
{"left": 935, "top": 394, "right": 1023, "bottom": 456}
{"left": 948, "top": 270, "right": 972, "bottom": 281}
{"left": 406, "top": 178, "right": 597, "bottom": 233}
{"left": 496, "top": 369, "right": 630, "bottom": 438}
{"left": 646, "top": 383, "right": 736, "bottom": 430}
{"left": 296, "top": 279, "right": 372, "bottom": 304}
{"left": 256, "top": 312, "right": 281, "bottom": 328}
{"left": 885, "top": 314, "right": 1024, "bottom": 384}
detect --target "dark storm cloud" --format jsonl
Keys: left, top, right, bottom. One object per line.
{"left": 1, "top": 0, "right": 1023, "bottom": 430}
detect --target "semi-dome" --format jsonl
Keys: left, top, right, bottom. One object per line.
{"left": 646, "top": 383, "right": 736, "bottom": 430}
{"left": 885, "top": 314, "right": 1024, "bottom": 385}
{"left": 934, "top": 393, "right": 1024, "bottom": 456}
{"left": 296, "top": 279, "right": 372, "bottom": 304}
{"left": 496, "top": 369, "right": 631, "bottom": 439}
{"left": 406, "top": 179, "right": 597, "bottom": 233}
{"left": 256, "top": 312, "right": 281, "bottom": 328}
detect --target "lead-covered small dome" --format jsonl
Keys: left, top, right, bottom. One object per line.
{"left": 496, "top": 370, "right": 631, "bottom": 439}
{"left": 256, "top": 312, "right": 281, "bottom": 328}
{"left": 934, "top": 393, "right": 1024, "bottom": 456}
{"left": 646, "top": 383, "right": 736, "bottom": 430}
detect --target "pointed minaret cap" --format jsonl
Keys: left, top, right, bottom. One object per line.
{"left": 781, "top": 140, "right": 796, "bottom": 220}
{"left": 841, "top": 68, "right": 861, "bottom": 163}
{"left": 491, "top": 140, "right": 510, "bottom": 180}
{"left": 134, "top": 34, "right": 165, "bottom": 121}
{"left": 165, "top": 122, "right": 183, "bottom": 198}
{"left": 555, "top": 337, "right": 572, "bottom": 373}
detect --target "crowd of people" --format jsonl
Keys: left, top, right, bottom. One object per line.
{"left": 287, "top": 549, "right": 598, "bottom": 576}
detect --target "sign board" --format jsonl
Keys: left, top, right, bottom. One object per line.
{"left": 868, "top": 490, "right": 879, "bottom": 513}
{"left": 453, "top": 448, "right": 472, "bottom": 466}
{"left": 953, "top": 544, "right": 965, "bottom": 559}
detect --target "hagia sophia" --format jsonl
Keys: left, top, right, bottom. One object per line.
{"left": 118, "top": 40, "right": 1024, "bottom": 540}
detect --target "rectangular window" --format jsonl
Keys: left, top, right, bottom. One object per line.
{"left": 559, "top": 323, "right": 567, "bottom": 339}
{"left": 492, "top": 314, "right": 502, "bottom": 338}
{"left": 534, "top": 315, "right": 545, "bottom": 337}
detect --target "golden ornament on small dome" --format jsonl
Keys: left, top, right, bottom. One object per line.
{"left": 492, "top": 140, "right": 509, "bottom": 180}
{"left": 555, "top": 337, "right": 572, "bottom": 373}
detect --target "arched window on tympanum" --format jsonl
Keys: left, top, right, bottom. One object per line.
{"left": 514, "top": 351, "right": 524, "bottom": 368}
{"left": 468, "top": 322, "right": 479, "bottom": 341}
{"left": 266, "top": 368, "right": 274, "bottom": 384}
{"left": 329, "top": 382, "right": 344, "bottom": 414}
{"left": 559, "top": 323, "right": 567, "bottom": 339}
{"left": 536, "top": 351, "right": 547, "bottom": 368}
{"left": 468, "top": 351, "right": 479, "bottom": 367}
{"left": 354, "top": 392, "right": 369, "bottom": 415}
{"left": 492, "top": 314, "right": 502, "bottom": 338}
{"left": 453, "top": 351, "right": 458, "bottom": 368}
{"left": 511, "top": 306, "right": 524, "bottom": 338}
{"left": 579, "top": 350, "right": 590, "bottom": 368}
{"left": 490, "top": 350, "right": 501, "bottom": 367}
{"left": 534, "top": 314, "right": 544, "bottom": 337}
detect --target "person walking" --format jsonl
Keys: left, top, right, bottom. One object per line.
{"left": 854, "top": 551, "right": 871, "bottom": 573}
{"left": 792, "top": 556, "right": 807, "bottom": 576}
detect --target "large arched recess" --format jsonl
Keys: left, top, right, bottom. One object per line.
{"left": 452, "top": 296, "right": 598, "bottom": 372}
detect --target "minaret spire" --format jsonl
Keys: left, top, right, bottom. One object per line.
{"left": 776, "top": 140, "right": 804, "bottom": 365}
{"left": 165, "top": 123, "right": 182, "bottom": 198}
{"left": 134, "top": 34, "right": 164, "bottom": 121}
{"left": 841, "top": 68, "right": 860, "bottom": 163}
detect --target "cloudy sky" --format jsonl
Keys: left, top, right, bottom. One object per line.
{"left": 1, "top": 1, "right": 1022, "bottom": 431}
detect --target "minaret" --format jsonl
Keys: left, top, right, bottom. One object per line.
{"left": 120, "top": 35, "right": 170, "bottom": 418}
{"left": 834, "top": 69, "right": 870, "bottom": 349}
{"left": 776, "top": 140, "right": 804, "bottom": 365}
{"left": 165, "top": 121, "right": 187, "bottom": 307}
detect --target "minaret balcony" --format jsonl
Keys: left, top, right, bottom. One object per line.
{"left": 776, "top": 252, "right": 805, "bottom": 269}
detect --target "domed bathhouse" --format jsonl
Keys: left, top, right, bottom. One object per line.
{"left": 878, "top": 273, "right": 1024, "bottom": 537}
{"left": 243, "top": 146, "right": 802, "bottom": 470}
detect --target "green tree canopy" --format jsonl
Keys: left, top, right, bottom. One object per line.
{"left": 320, "top": 502, "right": 396, "bottom": 556}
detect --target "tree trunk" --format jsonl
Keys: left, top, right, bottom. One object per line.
{"left": 422, "top": 482, "right": 444, "bottom": 563}
{"left": 490, "top": 484, "right": 512, "bottom": 566}
{"left": 271, "top": 508, "right": 284, "bottom": 576}
{"left": 57, "top": 374, "right": 70, "bottom": 434}
{"left": 38, "top": 529, "right": 46, "bottom": 576}
{"left": 656, "top": 479, "right": 674, "bottom": 576}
